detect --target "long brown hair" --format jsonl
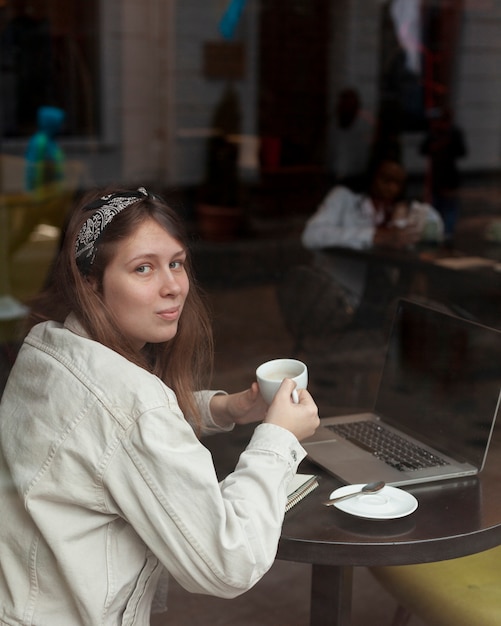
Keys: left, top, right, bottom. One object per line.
{"left": 28, "top": 188, "right": 214, "bottom": 431}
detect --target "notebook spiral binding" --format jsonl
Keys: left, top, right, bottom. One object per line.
{"left": 286, "top": 476, "right": 319, "bottom": 512}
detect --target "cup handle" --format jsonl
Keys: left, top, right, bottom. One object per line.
{"left": 292, "top": 389, "right": 299, "bottom": 404}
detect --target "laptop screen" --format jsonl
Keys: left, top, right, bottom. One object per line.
{"left": 374, "top": 300, "right": 501, "bottom": 469}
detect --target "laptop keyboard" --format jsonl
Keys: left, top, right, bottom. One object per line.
{"left": 326, "top": 421, "right": 450, "bottom": 472}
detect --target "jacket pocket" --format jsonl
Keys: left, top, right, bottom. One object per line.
{"left": 121, "top": 553, "right": 162, "bottom": 626}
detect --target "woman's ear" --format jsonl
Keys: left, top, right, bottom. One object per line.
{"left": 87, "top": 275, "right": 100, "bottom": 293}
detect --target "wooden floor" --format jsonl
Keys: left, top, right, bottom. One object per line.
{"left": 152, "top": 564, "right": 427, "bottom": 626}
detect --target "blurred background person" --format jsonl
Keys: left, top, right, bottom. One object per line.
{"left": 328, "top": 87, "right": 375, "bottom": 191}
{"left": 420, "top": 105, "right": 468, "bottom": 240}
{"left": 302, "top": 157, "right": 443, "bottom": 327}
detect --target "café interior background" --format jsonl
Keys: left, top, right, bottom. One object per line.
{"left": 2, "top": 0, "right": 501, "bottom": 336}
{"left": 2, "top": 4, "right": 501, "bottom": 624}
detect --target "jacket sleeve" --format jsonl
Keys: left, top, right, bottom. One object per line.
{"left": 102, "top": 393, "right": 305, "bottom": 599}
{"left": 194, "top": 389, "right": 235, "bottom": 436}
{"left": 302, "top": 186, "right": 375, "bottom": 250}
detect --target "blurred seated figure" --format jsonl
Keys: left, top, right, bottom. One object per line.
{"left": 301, "top": 158, "right": 444, "bottom": 327}
{"left": 329, "top": 87, "right": 375, "bottom": 191}
{"left": 25, "top": 106, "right": 66, "bottom": 194}
{"left": 419, "top": 105, "right": 467, "bottom": 240}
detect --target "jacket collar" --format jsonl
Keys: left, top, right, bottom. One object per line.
{"left": 64, "top": 312, "right": 89, "bottom": 338}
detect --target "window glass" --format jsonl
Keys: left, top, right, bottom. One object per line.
{"left": 2, "top": 0, "right": 501, "bottom": 405}
{"left": 1, "top": 0, "right": 99, "bottom": 137}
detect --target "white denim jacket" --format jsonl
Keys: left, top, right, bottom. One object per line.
{"left": 0, "top": 316, "right": 305, "bottom": 625}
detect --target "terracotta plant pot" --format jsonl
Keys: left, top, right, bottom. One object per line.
{"left": 196, "top": 203, "right": 243, "bottom": 241}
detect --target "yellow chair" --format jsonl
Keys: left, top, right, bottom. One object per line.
{"left": 1, "top": 156, "right": 86, "bottom": 304}
{"left": 371, "top": 544, "right": 501, "bottom": 626}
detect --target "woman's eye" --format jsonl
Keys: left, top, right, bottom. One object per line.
{"left": 170, "top": 260, "right": 184, "bottom": 270}
{"left": 135, "top": 265, "right": 152, "bottom": 274}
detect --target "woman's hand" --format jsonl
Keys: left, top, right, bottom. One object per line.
{"left": 373, "top": 223, "right": 420, "bottom": 250}
{"left": 210, "top": 383, "right": 268, "bottom": 428}
{"left": 211, "top": 380, "right": 320, "bottom": 441}
{"left": 263, "top": 379, "right": 320, "bottom": 442}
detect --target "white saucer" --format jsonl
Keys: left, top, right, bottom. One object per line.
{"left": 328, "top": 484, "right": 418, "bottom": 520}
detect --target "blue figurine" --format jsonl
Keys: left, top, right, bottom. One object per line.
{"left": 25, "top": 106, "right": 65, "bottom": 193}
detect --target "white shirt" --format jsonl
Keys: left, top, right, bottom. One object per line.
{"left": 301, "top": 186, "right": 443, "bottom": 305}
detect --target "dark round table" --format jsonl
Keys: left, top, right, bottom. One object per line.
{"left": 277, "top": 446, "right": 501, "bottom": 626}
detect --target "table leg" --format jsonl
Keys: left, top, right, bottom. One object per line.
{"left": 310, "top": 564, "right": 353, "bottom": 626}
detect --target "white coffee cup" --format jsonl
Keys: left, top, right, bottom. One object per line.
{"left": 256, "top": 358, "right": 308, "bottom": 405}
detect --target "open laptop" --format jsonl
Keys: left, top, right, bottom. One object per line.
{"left": 304, "top": 299, "right": 501, "bottom": 486}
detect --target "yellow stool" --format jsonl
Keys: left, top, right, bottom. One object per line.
{"left": 371, "top": 544, "right": 501, "bottom": 626}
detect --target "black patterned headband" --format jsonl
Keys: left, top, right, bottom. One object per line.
{"left": 75, "top": 187, "right": 149, "bottom": 274}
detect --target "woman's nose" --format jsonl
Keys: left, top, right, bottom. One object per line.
{"left": 160, "top": 270, "right": 181, "bottom": 296}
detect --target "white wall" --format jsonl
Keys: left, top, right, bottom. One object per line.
{"left": 169, "top": 0, "right": 259, "bottom": 186}
{"left": 326, "top": 0, "right": 381, "bottom": 170}
{"left": 8, "top": 0, "right": 498, "bottom": 189}
{"left": 455, "top": 1, "right": 501, "bottom": 171}
{"left": 327, "top": 0, "right": 501, "bottom": 176}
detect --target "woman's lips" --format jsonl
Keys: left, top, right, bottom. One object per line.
{"left": 156, "top": 306, "right": 180, "bottom": 321}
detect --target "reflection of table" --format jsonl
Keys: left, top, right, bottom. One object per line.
{"left": 323, "top": 244, "right": 501, "bottom": 326}
{"left": 278, "top": 419, "right": 501, "bottom": 626}
{"left": 325, "top": 243, "right": 501, "bottom": 281}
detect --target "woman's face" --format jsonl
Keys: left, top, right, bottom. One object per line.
{"left": 100, "top": 217, "right": 189, "bottom": 349}
{"left": 370, "top": 161, "right": 406, "bottom": 205}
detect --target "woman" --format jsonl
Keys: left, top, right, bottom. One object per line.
{"left": 301, "top": 158, "right": 443, "bottom": 326}
{"left": 302, "top": 158, "right": 443, "bottom": 254}
{"left": 0, "top": 187, "right": 319, "bottom": 625}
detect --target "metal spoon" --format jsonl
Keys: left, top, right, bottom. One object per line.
{"left": 322, "top": 481, "right": 386, "bottom": 507}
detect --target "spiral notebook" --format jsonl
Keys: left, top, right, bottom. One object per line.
{"left": 286, "top": 474, "right": 318, "bottom": 511}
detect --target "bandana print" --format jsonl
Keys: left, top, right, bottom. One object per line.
{"left": 75, "top": 187, "right": 148, "bottom": 273}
